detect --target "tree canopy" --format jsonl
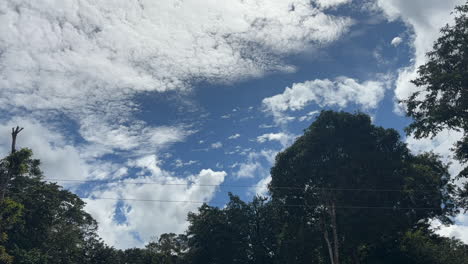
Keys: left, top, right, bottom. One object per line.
{"left": 403, "top": 2, "right": 468, "bottom": 212}
{"left": 269, "top": 111, "right": 456, "bottom": 264}
{"left": 0, "top": 112, "right": 467, "bottom": 263}
{"left": 404, "top": 2, "right": 468, "bottom": 176}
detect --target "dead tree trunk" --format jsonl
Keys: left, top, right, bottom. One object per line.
{"left": 11, "top": 126, "right": 23, "bottom": 153}
{"left": 0, "top": 126, "right": 24, "bottom": 201}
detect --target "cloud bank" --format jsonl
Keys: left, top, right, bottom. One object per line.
{"left": 262, "top": 77, "right": 387, "bottom": 124}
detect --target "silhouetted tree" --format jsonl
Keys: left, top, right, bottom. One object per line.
{"left": 270, "top": 111, "right": 455, "bottom": 263}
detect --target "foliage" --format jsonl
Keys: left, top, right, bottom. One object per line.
{"left": 186, "top": 194, "right": 279, "bottom": 264}
{"left": 0, "top": 149, "right": 114, "bottom": 264}
{"left": 404, "top": 3, "right": 468, "bottom": 177}
{"left": 0, "top": 112, "right": 466, "bottom": 263}
{"left": 0, "top": 199, "right": 23, "bottom": 264}
{"left": 269, "top": 111, "right": 456, "bottom": 263}
{"left": 399, "top": 229, "right": 468, "bottom": 263}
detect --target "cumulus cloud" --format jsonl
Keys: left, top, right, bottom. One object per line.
{"left": 0, "top": 118, "right": 89, "bottom": 182}
{"left": 262, "top": 77, "right": 386, "bottom": 124}
{"left": 236, "top": 149, "right": 278, "bottom": 178}
{"left": 406, "top": 129, "right": 464, "bottom": 180}
{"left": 257, "top": 132, "right": 295, "bottom": 147}
{"left": 211, "top": 142, "right": 223, "bottom": 149}
{"left": 85, "top": 154, "right": 226, "bottom": 248}
{"left": 391, "top": 36, "right": 403, "bottom": 46}
{"left": 315, "top": 0, "right": 352, "bottom": 9}
{"left": 435, "top": 214, "right": 468, "bottom": 244}
{"left": 0, "top": 0, "right": 353, "bottom": 117}
{"left": 236, "top": 162, "right": 263, "bottom": 178}
{"left": 0, "top": 0, "right": 354, "bottom": 172}
{"left": 228, "top": 133, "right": 241, "bottom": 139}
{"left": 0, "top": 0, "right": 355, "bottom": 249}
{"left": 251, "top": 175, "right": 272, "bottom": 197}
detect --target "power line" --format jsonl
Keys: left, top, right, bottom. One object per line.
{"left": 81, "top": 196, "right": 444, "bottom": 210}
{"left": 46, "top": 178, "right": 445, "bottom": 193}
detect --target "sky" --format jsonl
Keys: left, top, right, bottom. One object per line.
{"left": 0, "top": 0, "right": 467, "bottom": 248}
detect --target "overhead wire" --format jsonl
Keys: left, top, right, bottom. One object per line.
{"left": 80, "top": 196, "right": 444, "bottom": 211}
{"left": 44, "top": 178, "right": 450, "bottom": 211}
{"left": 45, "top": 178, "right": 446, "bottom": 193}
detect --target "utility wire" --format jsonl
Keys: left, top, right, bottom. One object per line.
{"left": 46, "top": 178, "right": 445, "bottom": 193}
{"left": 81, "top": 196, "right": 444, "bottom": 210}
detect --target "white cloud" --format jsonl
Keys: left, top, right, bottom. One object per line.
{"left": 0, "top": 1, "right": 353, "bottom": 155}
{"left": 228, "top": 133, "right": 241, "bottom": 140}
{"left": 251, "top": 175, "right": 272, "bottom": 197}
{"left": 0, "top": 0, "right": 353, "bottom": 114}
{"left": 0, "top": 0, "right": 355, "bottom": 162}
{"left": 406, "top": 129, "right": 464, "bottom": 176}
{"left": 174, "top": 159, "right": 197, "bottom": 168}
{"left": 391, "top": 36, "right": 403, "bottom": 46}
{"left": 405, "top": 129, "right": 468, "bottom": 243}
{"left": 434, "top": 214, "right": 468, "bottom": 244}
{"left": 85, "top": 156, "right": 226, "bottom": 248}
{"left": 257, "top": 132, "right": 295, "bottom": 147}
{"left": 0, "top": 118, "right": 89, "bottom": 182}
{"left": 236, "top": 162, "right": 263, "bottom": 178}
{"left": 262, "top": 77, "right": 386, "bottom": 124}
{"left": 0, "top": 0, "right": 355, "bottom": 249}
{"left": 314, "top": 0, "right": 352, "bottom": 9}
{"left": 374, "top": 0, "right": 464, "bottom": 110}
{"left": 211, "top": 142, "right": 223, "bottom": 149}
{"left": 80, "top": 121, "right": 190, "bottom": 157}
{"left": 299, "top": 111, "right": 320, "bottom": 122}
{"left": 236, "top": 149, "right": 278, "bottom": 179}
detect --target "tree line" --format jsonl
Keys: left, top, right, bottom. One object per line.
{"left": 2, "top": 2, "right": 468, "bottom": 264}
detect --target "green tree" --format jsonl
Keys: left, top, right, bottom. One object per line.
{"left": 186, "top": 194, "right": 280, "bottom": 264}
{"left": 0, "top": 199, "right": 23, "bottom": 264}
{"left": 404, "top": 3, "right": 468, "bottom": 181}
{"left": 0, "top": 148, "right": 114, "bottom": 264}
{"left": 398, "top": 230, "right": 468, "bottom": 264}
{"left": 269, "top": 111, "right": 455, "bottom": 264}
{"left": 186, "top": 196, "right": 250, "bottom": 264}
{"left": 146, "top": 233, "right": 188, "bottom": 264}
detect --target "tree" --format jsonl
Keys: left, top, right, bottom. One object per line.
{"left": 269, "top": 111, "right": 455, "bottom": 264}
{"left": 186, "top": 195, "right": 251, "bottom": 264}
{"left": 0, "top": 199, "right": 23, "bottom": 264}
{"left": 404, "top": 3, "right": 468, "bottom": 178}
{"left": 397, "top": 230, "right": 468, "bottom": 264}
{"left": 186, "top": 194, "right": 280, "bottom": 264}
{"left": 0, "top": 148, "right": 115, "bottom": 264}
{"left": 146, "top": 233, "right": 188, "bottom": 264}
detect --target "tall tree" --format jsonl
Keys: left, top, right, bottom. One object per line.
{"left": 0, "top": 199, "right": 23, "bottom": 264}
{"left": 0, "top": 126, "right": 23, "bottom": 201}
{"left": 404, "top": 3, "right": 468, "bottom": 179}
{"left": 269, "top": 111, "right": 455, "bottom": 264}
{"left": 186, "top": 194, "right": 280, "bottom": 264}
{"left": 0, "top": 148, "right": 114, "bottom": 264}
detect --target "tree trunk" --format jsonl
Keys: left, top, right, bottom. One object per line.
{"left": 323, "top": 227, "right": 334, "bottom": 264}
{"left": 353, "top": 249, "right": 361, "bottom": 264}
{"left": 330, "top": 202, "right": 340, "bottom": 264}
{"left": 0, "top": 127, "right": 23, "bottom": 201}
{"left": 10, "top": 126, "right": 23, "bottom": 154}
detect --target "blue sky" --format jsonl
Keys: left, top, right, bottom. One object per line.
{"left": 1, "top": 0, "right": 467, "bottom": 248}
